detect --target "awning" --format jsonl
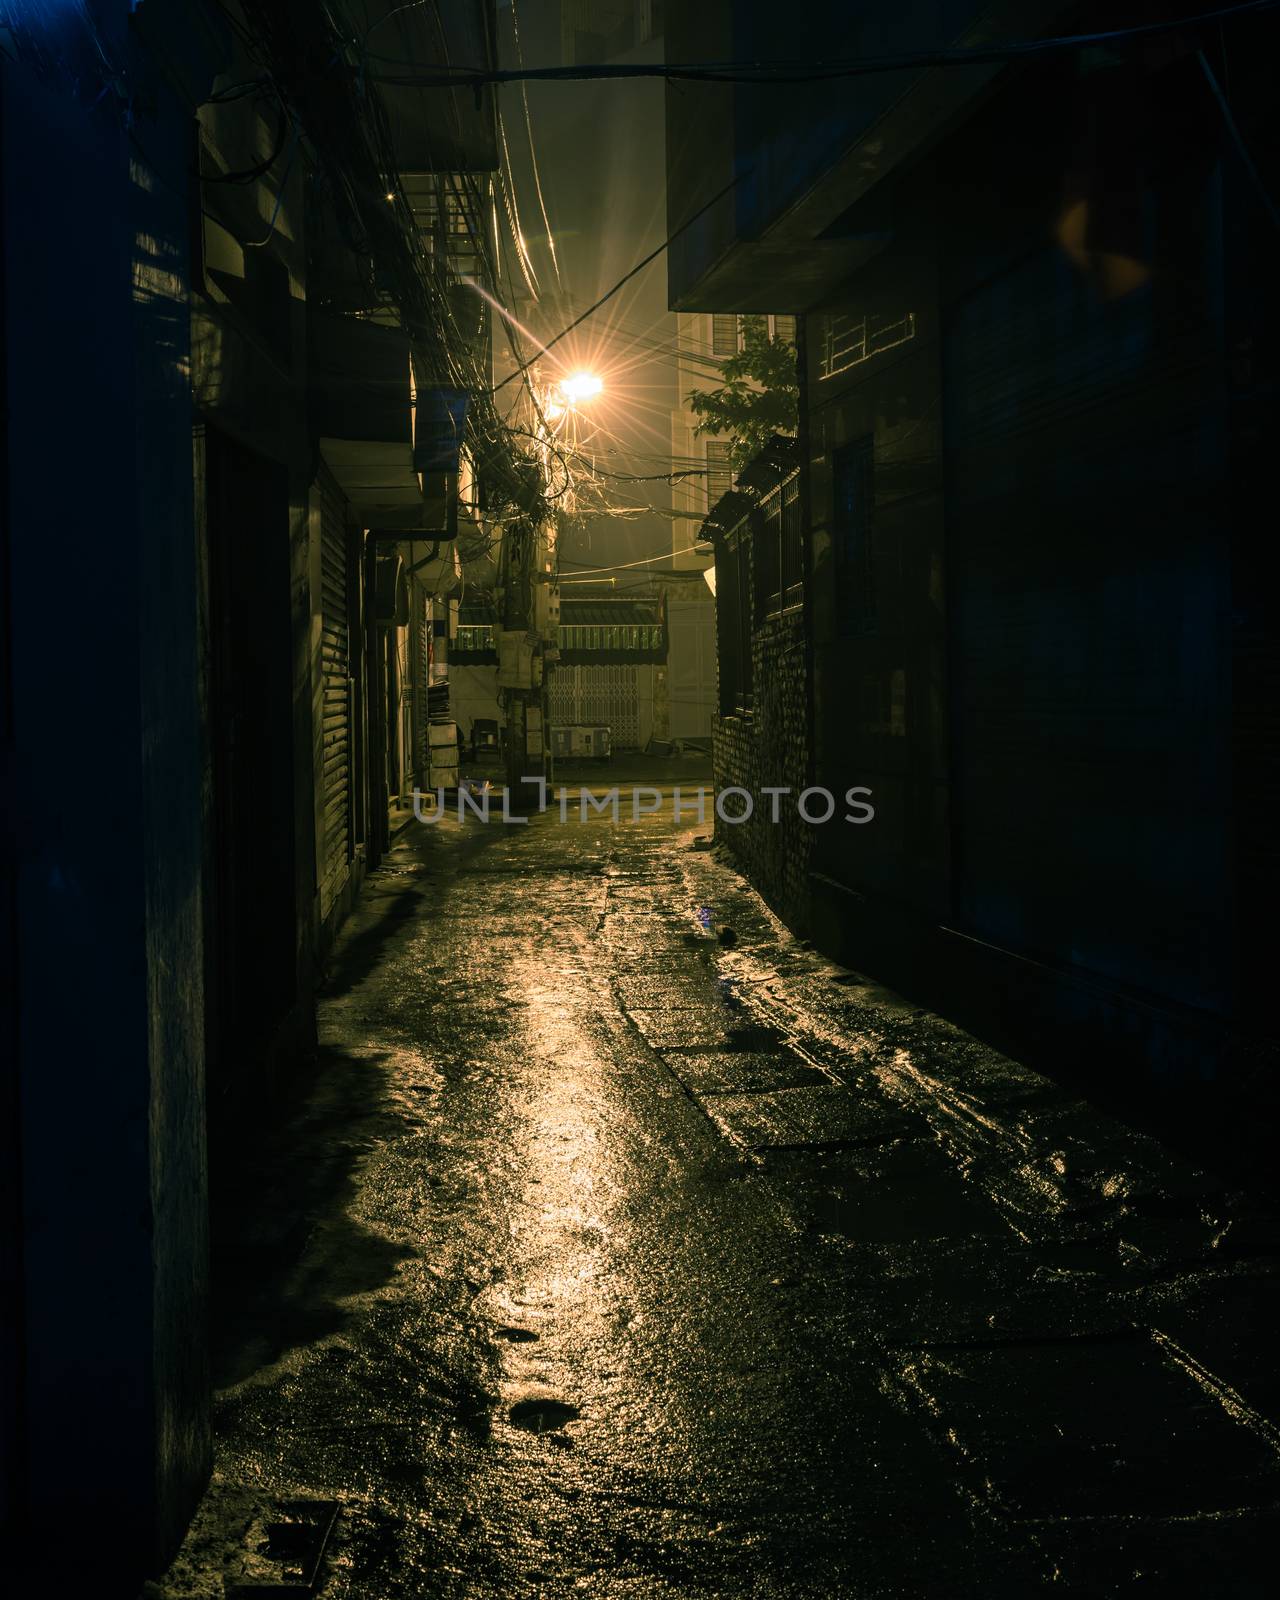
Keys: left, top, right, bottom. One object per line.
{"left": 312, "top": 311, "right": 456, "bottom": 531}
{"left": 320, "top": 442, "right": 454, "bottom": 532}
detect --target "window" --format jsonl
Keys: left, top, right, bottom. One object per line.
{"left": 780, "top": 476, "right": 803, "bottom": 606}
{"left": 711, "top": 314, "right": 738, "bottom": 356}
{"left": 716, "top": 528, "right": 754, "bottom": 716}
{"left": 710, "top": 313, "right": 794, "bottom": 357}
{"left": 819, "top": 311, "right": 916, "bottom": 379}
{"left": 705, "top": 439, "right": 733, "bottom": 507}
{"left": 749, "top": 473, "right": 803, "bottom": 620}
{"left": 832, "top": 438, "right": 875, "bottom": 636}
{"left": 735, "top": 530, "right": 754, "bottom": 710}
{"left": 455, "top": 623, "right": 494, "bottom": 651}
{"left": 717, "top": 538, "right": 740, "bottom": 715}
{"left": 754, "top": 494, "right": 782, "bottom": 621}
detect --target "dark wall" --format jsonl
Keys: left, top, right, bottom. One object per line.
{"left": 712, "top": 495, "right": 812, "bottom": 927}
{"left": 664, "top": 0, "right": 736, "bottom": 301}
{"left": 807, "top": 168, "right": 948, "bottom": 931}
{"left": 194, "top": 49, "right": 321, "bottom": 1146}
{"left": 665, "top": 0, "right": 982, "bottom": 305}
{"left": 938, "top": 52, "right": 1232, "bottom": 1013}
{"left": 713, "top": 610, "right": 813, "bottom": 926}
{"left": 200, "top": 427, "right": 299, "bottom": 1135}
{"left": 796, "top": 31, "right": 1279, "bottom": 1153}
{"left": 2, "top": 5, "right": 211, "bottom": 1580}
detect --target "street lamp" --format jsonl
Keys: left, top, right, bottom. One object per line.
{"left": 558, "top": 371, "right": 603, "bottom": 406}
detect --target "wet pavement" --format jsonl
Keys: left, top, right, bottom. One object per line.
{"left": 153, "top": 779, "right": 1279, "bottom": 1598}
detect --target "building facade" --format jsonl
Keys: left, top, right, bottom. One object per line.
{"left": 706, "top": 440, "right": 812, "bottom": 917}
{"left": 1, "top": 1, "right": 551, "bottom": 1589}
{"left": 670, "top": 1, "right": 1280, "bottom": 1145}
{"left": 454, "top": 588, "right": 669, "bottom": 755}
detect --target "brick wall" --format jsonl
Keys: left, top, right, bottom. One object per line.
{"left": 713, "top": 608, "right": 812, "bottom": 931}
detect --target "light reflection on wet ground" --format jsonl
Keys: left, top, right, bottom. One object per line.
{"left": 155, "top": 786, "right": 1279, "bottom": 1598}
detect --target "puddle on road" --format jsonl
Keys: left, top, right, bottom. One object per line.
{"left": 508, "top": 1397, "right": 580, "bottom": 1432}
{"left": 725, "top": 1024, "right": 783, "bottom": 1052}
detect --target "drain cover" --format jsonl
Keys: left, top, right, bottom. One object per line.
{"left": 227, "top": 1499, "right": 339, "bottom": 1597}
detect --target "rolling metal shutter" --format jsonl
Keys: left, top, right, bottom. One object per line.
{"left": 548, "top": 664, "right": 641, "bottom": 747}
{"left": 318, "top": 474, "right": 352, "bottom": 920}
{"left": 412, "top": 588, "right": 431, "bottom": 786}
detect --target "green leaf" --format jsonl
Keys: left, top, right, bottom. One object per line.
{"left": 685, "top": 330, "right": 798, "bottom": 475}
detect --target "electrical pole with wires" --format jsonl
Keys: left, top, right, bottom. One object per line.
{"left": 495, "top": 512, "right": 558, "bottom": 804}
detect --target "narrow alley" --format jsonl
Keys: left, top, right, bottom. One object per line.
{"left": 6, "top": 3, "right": 1280, "bottom": 1591}
{"left": 156, "top": 781, "right": 1277, "bottom": 1598}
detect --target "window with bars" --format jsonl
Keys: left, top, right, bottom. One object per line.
{"left": 819, "top": 311, "right": 916, "bottom": 379}
{"left": 457, "top": 622, "right": 665, "bottom": 655}
{"left": 705, "top": 439, "right": 734, "bottom": 507}
{"left": 711, "top": 314, "right": 738, "bottom": 356}
{"left": 557, "top": 623, "right": 663, "bottom": 653}
{"left": 780, "top": 476, "right": 803, "bottom": 605}
{"left": 832, "top": 438, "right": 876, "bottom": 636}
{"left": 754, "top": 497, "right": 782, "bottom": 622}
{"left": 752, "top": 474, "right": 803, "bottom": 619}
{"left": 716, "top": 530, "right": 753, "bottom": 716}
{"left": 709, "top": 312, "right": 796, "bottom": 358}
{"left": 455, "top": 623, "right": 494, "bottom": 652}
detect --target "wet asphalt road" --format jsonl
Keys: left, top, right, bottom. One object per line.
{"left": 156, "top": 778, "right": 1279, "bottom": 1598}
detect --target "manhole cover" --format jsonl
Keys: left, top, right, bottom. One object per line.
{"left": 508, "top": 1398, "right": 579, "bottom": 1432}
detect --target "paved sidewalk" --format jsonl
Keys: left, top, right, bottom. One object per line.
{"left": 153, "top": 798, "right": 1279, "bottom": 1598}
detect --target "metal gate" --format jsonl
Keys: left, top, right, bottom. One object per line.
{"left": 318, "top": 472, "right": 352, "bottom": 920}
{"left": 548, "top": 664, "right": 641, "bottom": 747}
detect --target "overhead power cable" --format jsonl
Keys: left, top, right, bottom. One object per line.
{"left": 561, "top": 545, "right": 709, "bottom": 574}
{"left": 369, "top": 1, "right": 1278, "bottom": 88}
{"left": 492, "top": 173, "right": 745, "bottom": 392}
{"left": 235, "top": 0, "right": 550, "bottom": 521}
{"left": 203, "top": 100, "right": 290, "bottom": 184}
{"left": 496, "top": 110, "right": 543, "bottom": 300}
{"left": 509, "top": 0, "right": 563, "bottom": 292}
{"left": 1196, "top": 48, "right": 1280, "bottom": 229}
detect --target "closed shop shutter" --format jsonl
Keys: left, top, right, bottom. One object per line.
{"left": 412, "top": 589, "right": 431, "bottom": 786}
{"left": 548, "top": 664, "right": 641, "bottom": 747}
{"left": 318, "top": 473, "right": 352, "bottom": 920}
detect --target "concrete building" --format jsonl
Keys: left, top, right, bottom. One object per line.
{"left": 669, "top": 0, "right": 1280, "bottom": 1151}
{"left": 453, "top": 587, "right": 669, "bottom": 754}
{"left": 1, "top": 2, "right": 548, "bottom": 1588}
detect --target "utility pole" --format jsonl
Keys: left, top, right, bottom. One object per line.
{"left": 496, "top": 515, "right": 559, "bottom": 805}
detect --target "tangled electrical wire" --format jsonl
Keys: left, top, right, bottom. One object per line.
{"left": 233, "top": 0, "right": 554, "bottom": 525}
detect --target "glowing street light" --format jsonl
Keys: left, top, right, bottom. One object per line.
{"left": 558, "top": 371, "right": 603, "bottom": 406}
